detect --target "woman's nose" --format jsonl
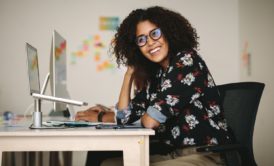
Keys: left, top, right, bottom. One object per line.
{"left": 146, "top": 36, "right": 155, "bottom": 46}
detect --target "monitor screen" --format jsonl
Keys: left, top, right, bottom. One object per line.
{"left": 26, "top": 43, "right": 40, "bottom": 94}
{"left": 50, "top": 30, "right": 68, "bottom": 111}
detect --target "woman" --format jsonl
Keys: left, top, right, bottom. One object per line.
{"left": 76, "top": 6, "right": 232, "bottom": 166}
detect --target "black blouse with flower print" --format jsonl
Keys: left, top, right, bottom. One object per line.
{"left": 116, "top": 50, "right": 232, "bottom": 148}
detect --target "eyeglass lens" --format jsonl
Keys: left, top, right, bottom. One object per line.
{"left": 136, "top": 28, "right": 162, "bottom": 47}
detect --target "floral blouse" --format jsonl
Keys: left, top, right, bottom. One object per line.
{"left": 116, "top": 50, "right": 232, "bottom": 148}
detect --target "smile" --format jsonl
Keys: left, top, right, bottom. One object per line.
{"left": 149, "top": 47, "right": 160, "bottom": 54}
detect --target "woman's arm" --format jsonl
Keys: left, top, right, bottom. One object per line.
{"left": 117, "top": 67, "right": 134, "bottom": 110}
{"left": 141, "top": 113, "right": 160, "bottom": 129}
{"left": 75, "top": 67, "right": 135, "bottom": 123}
{"left": 118, "top": 67, "right": 160, "bottom": 128}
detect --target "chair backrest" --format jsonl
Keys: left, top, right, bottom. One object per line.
{"left": 217, "top": 82, "right": 265, "bottom": 166}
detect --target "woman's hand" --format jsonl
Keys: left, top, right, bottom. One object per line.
{"left": 75, "top": 106, "right": 102, "bottom": 122}
{"left": 75, "top": 105, "right": 115, "bottom": 122}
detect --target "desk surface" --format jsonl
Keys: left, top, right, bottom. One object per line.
{"left": 0, "top": 118, "right": 155, "bottom": 166}
{"left": 0, "top": 119, "right": 154, "bottom": 136}
{"left": 0, "top": 126, "right": 154, "bottom": 136}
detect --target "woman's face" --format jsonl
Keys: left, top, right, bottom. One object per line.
{"left": 136, "top": 20, "right": 169, "bottom": 69}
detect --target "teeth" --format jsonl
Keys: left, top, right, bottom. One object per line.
{"left": 150, "top": 47, "right": 160, "bottom": 54}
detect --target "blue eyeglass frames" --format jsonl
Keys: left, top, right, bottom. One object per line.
{"left": 135, "top": 28, "right": 162, "bottom": 47}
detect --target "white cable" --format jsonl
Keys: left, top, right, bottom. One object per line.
{"left": 23, "top": 103, "right": 34, "bottom": 118}
{"left": 23, "top": 100, "right": 54, "bottom": 118}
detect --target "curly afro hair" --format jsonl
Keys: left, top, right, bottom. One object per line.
{"left": 112, "top": 6, "right": 199, "bottom": 90}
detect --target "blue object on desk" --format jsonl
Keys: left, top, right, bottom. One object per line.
{"left": 45, "top": 120, "right": 101, "bottom": 128}
{"left": 63, "top": 121, "right": 91, "bottom": 127}
{"left": 3, "top": 111, "right": 14, "bottom": 121}
{"left": 95, "top": 124, "right": 143, "bottom": 129}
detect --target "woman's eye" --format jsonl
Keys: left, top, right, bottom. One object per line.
{"left": 151, "top": 29, "right": 161, "bottom": 38}
{"left": 138, "top": 36, "right": 146, "bottom": 43}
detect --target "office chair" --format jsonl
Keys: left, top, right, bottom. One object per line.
{"left": 197, "top": 82, "right": 265, "bottom": 166}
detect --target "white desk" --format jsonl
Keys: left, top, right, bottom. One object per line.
{"left": 0, "top": 123, "right": 154, "bottom": 166}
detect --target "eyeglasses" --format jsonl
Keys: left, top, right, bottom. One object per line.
{"left": 135, "top": 28, "right": 162, "bottom": 47}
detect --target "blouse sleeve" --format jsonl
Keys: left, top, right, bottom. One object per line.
{"left": 116, "top": 87, "right": 150, "bottom": 124}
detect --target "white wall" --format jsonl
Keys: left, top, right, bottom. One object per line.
{"left": 239, "top": 0, "right": 274, "bottom": 165}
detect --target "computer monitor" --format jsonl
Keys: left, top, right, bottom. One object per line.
{"left": 26, "top": 43, "right": 88, "bottom": 128}
{"left": 26, "top": 43, "right": 40, "bottom": 95}
{"left": 50, "top": 30, "right": 68, "bottom": 112}
{"left": 26, "top": 42, "right": 87, "bottom": 107}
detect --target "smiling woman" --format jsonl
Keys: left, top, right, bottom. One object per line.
{"left": 75, "top": 6, "right": 233, "bottom": 166}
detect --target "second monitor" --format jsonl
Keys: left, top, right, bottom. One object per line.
{"left": 50, "top": 30, "right": 69, "bottom": 112}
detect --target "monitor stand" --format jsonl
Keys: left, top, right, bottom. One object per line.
{"left": 49, "top": 108, "right": 70, "bottom": 118}
{"left": 30, "top": 73, "right": 87, "bottom": 129}
{"left": 29, "top": 98, "right": 65, "bottom": 129}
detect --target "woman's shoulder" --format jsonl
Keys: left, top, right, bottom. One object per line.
{"left": 172, "top": 50, "right": 204, "bottom": 66}
{"left": 175, "top": 50, "right": 201, "bottom": 58}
